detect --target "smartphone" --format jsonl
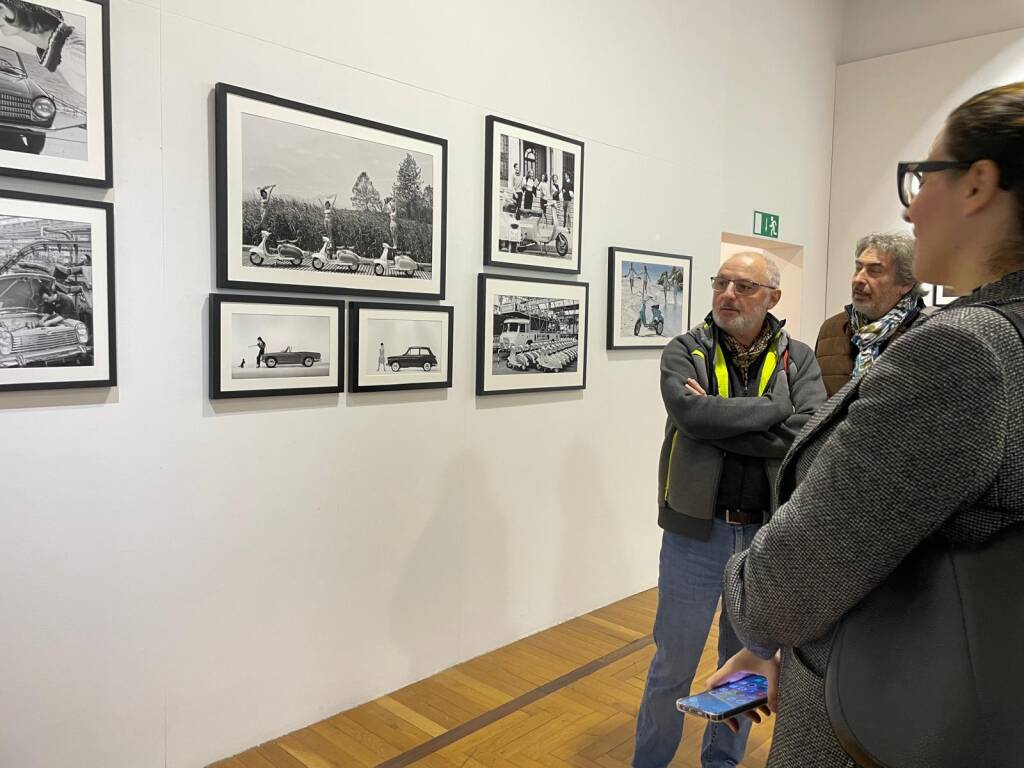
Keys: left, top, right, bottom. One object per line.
{"left": 676, "top": 674, "right": 769, "bottom": 721}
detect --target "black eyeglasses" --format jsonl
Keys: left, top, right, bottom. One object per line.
{"left": 710, "top": 276, "right": 776, "bottom": 295}
{"left": 897, "top": 160, "right": 977, "bottom": 207}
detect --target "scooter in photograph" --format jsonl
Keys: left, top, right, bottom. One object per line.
{"left": 634, "top": 294, "right": 665, "bottom": 336}
{"left": 248, "top": 230, "right": 304, "bottom": 267}
{"left": 498, "top": 191, "right": 570, "bottom": 257}
{"left": 310, "top": 236, "right": 362, "bottom": 272}
{"left": 373, "top": 242, "right": 419, "bottom": 277}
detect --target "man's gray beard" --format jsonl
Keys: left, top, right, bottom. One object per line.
{"left": 713, "top": 310, "right": 759, "bottom": 339}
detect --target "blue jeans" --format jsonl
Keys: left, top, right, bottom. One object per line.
{"left": 633, "top": 522, "right": 761, "bottom": 768}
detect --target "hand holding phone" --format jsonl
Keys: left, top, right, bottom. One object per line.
{"left": 676, "top": 674, "right": 769, "bottom": 722}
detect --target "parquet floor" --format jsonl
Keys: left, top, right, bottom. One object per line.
{"left": 211, "top": 589, "right": 774, "bottom": 768}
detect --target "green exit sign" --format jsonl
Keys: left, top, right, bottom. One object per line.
{"left": 753, "top": 210, "right": 780, "bottom": 239}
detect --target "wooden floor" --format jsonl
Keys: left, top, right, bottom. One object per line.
{"left": 211, "top": 589, "right": 774, "bottom": 767}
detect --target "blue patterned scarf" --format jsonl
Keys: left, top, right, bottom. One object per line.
{"left": 848, "top": 291, "right": 920, "bottom": 378}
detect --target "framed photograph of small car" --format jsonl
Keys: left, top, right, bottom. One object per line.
{"left": 0, "top": 0, "right": 112, "bottom": 187}
{"left": 607, "top": 247, "right": 692, "bottom": 349}
{"left": 477, "top": 274, "right": 589, "bottom": 396}
{"left": 209, "top": 293, "right": 344, "bottom": 399}
{"left": 0, "top": 189, "right": 115, "bottom": 393}
{"left": 216, "top": 83, "right": 447, "bottom": 299}
{"left": 484, "top": 115, "right": 583, "bottom": 274}
{"left": 348, "top": 302, "right": 453, "bottom": 393}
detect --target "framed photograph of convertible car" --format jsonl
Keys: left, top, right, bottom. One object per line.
{"left": 0, "top": 189, "right": 115, "bottom": 393}
{"left": 216, "top": 83, "right": 447, "bottom": 299}
{"left": 477, "top": 274, "right": 588, "bottom": 396}
{"left": 0, "top": 0, "right": 112, "bottom": 187}
{"left": 348, "top": 302, "right": 453, "bottom": 393}
{"left": 607, "top": 247, "right": 692, "bottom": 349}
{"left": 484, "top": 115, "right": 583, "bottom": 274}
{"left": 209, "top": 293, "right": 344, "bottom": 399}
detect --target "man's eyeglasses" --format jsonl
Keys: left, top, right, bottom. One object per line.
{"left": 897, "top": 160, "right": 976, "bottom": 207}
{"left": 710, "top": 276, "right": 776, "bottom": 295}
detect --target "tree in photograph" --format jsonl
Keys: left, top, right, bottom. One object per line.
{"left": 420, "top": 184, "right": 434, "bottom": 221}
{"left": 393, "top": 154, "right": 429, "bottom": 223}
{"left": 351, "top": 171, "right": 383, "bottom": 213}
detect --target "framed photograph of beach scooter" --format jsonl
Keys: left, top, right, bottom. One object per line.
{"left": 0, "top": 189, "right": 115, "bottom": 393}
{"left": 607, "top": 247, "right": 692, "bottom": 349}
{"left": 216, "top": 83, "right": 447, "bottom": 299}
{"left": 209, "top": 293, "right": 344, "bottom": 399}
{"left": 477, "top": 273, "right": 589, "bottom": 396}
{"left": 0, "top": 0, "right": 112, "bottom": 187}
{"left": 348, "top": 302, "right": 453, "bottom": 393}
{"left": 484, "top": 116, "right": 583, "bottom": 274}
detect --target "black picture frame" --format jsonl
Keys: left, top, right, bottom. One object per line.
{"left": 0, "top": 0, "right": 113, "bottom": 188}
{"left": 215, "top": 83, "right": 448, "bottom": 300}
{"left": 0, "top": 188, "right": 116, "bottom": 393}
{"left": 606, "top": 247, "right": 693, "bottom": 349}
{"left": 209, "top": 293, "right": 345, "bottom": 399}
{"left": 483, "top": 115, "right": 584, "bottom": 275}
{"left": 348, "top": 302, "right": 454, "bottom": 393}
{"left": 476, "top": 273, "right": 589, "bottom": 396}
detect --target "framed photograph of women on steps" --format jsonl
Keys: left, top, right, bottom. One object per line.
{"left": 0, "top": 0, "right": 112, "bottom": 187}
{"left": 484, "top": 116, "right": 583, "bottom": 274}
{"left": 216, "top": 83, "right": 447, "bottom": 300}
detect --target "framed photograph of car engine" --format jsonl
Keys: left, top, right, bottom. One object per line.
{"left": 484, "top": 116, "right": 583, "bottom": 274}
{"left": 216, "top": 83, "right": 447, "bottom": 299}
{"left": 0, "top": 189, "right": 114, "bottom": 393}
{"left": 0, "top": 0, "right": 112, "bottom": 187}
{"left": 607, "top": 247, "right": 692, "bottom": 349}
{"left": 477, "top": 274, "right": 588, "bottom": 396}
{"left": 209, "top": 293, "right": 344, "bottom": 399}
{"left": 348, "top": 302, "right": 453, "bottom": 393}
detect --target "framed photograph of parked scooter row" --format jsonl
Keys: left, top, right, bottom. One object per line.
{"left": 209, "top": 293, "right": 344, "bottom": 399}
{"left": 477, "top": 274, "right": 588, "bottom": 396}
{"left": 484, "top": 116, "right": 583, "bottom": 275}
{"left": 215, "top": 83, "right": 448, "bottom": 300}
{"left": 0, "top": 0, "right": 112, "bottom": 188}
{"left": 607, "top": 247, "right": 692, "bottom": 349}
{"left": 348, "top": 302, "right": 453, "bottom": 393}
{"left": 0, "top": 189, "right": 115, "bottom": 392}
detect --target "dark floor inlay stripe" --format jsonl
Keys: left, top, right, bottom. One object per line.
{"left": 375, "top": 634, "right": 654, "bottom": 768}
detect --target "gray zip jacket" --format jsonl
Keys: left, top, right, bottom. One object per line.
{"left": 657, "top": 314, "right": 826, "bottom": 539}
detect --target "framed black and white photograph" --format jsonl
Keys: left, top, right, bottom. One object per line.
{"left": 607, "top": 247, "right": 692, "bottom": 349}
{"left": 0, "top": 189, "right": 114, "bottom": 392}
{"left": 216, "top": 84, "right": 447, "bottom": 299}
{"left": 484, "top": 116, "right": 583, "bottom": 274}
{"left": 348, "top": 302, "right": 453, "bottom": 393}
{"left": 209, "top": 294, "right": 344, "bottom": 399}
{"left": 477, "top": 274, "right": 588, "bottom": 396}
{"left": 0, "top": 0, "right": 111, "bottom": 187}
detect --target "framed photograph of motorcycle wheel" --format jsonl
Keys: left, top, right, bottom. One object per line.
{"left": 607, "top": 247, "right": 692, "bottom": 349}
{"left": 484, "top": 116, "right": 583, "bottom": 274}
{"left": 216, "top": 83, "right": 447, "bottom": 300}
{"left": 0, "top": 189, "right": 115, "bottom": 393}
{"left": 0, "top": 0, "right": 113, "bottom": 188}
{"left": 348, "top": 302, "right": 454, "bottom": 393}
{"left": 209, "top": 293, "right": 344, "bottom": 399}
{"left": 477, "top": 274, "right": 589, "bottom": 396}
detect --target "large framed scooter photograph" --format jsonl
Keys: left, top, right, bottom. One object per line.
{"left": 0, "top": 0, "right": 113, "bottom": 187}
{"left": 484, "top": 116, "right": 584, "bottom": 274}
{"left": 477, "top": 274, "right": 589, "bottom": 396}
{"left": 606, "top": 247, "right": 692, "bottom": 349}
{"left": 216, "top": 83, "right": 447, "bottom": 299}
{"left": 209, "top": 293, "right": 344, "bottom": 399}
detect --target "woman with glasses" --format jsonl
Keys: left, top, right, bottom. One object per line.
{"left": 708, "top": 82, "right": 1024, "bottom": 766}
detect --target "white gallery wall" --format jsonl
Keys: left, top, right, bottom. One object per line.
{"left": 0, "top": 1, "right": 842, "bottom": 766}
{"left": 827, "top": 27, "right": 1024, "bottom": 316}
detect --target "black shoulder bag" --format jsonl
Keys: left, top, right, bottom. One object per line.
{"left": 825, "top": 304, "right": 1024, "bottom": 768}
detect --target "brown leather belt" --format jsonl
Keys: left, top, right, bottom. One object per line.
{"left": 715, "top": 508, "right": 767, "bottom": 525}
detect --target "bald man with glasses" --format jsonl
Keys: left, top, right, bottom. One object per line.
{"left": 633, "top": 252, "right": 826, "bottom": 768}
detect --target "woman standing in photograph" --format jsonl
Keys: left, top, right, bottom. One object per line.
{"left": 0, "top": 1, "right": 87, "bottom": 101}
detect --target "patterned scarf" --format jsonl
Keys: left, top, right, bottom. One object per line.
{"left": 847, "top": 291, "right": 919, "bottom": 378}
{"left": 720, "top": 320, "right": 775, "bottom": 387}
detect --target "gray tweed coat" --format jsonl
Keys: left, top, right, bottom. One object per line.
{"left": 723, "top": 271, "right": 1024, "bottom": 767}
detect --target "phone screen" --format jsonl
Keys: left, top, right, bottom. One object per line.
{"left": 676, "top": 674, "right": 768, "bottom": 719}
